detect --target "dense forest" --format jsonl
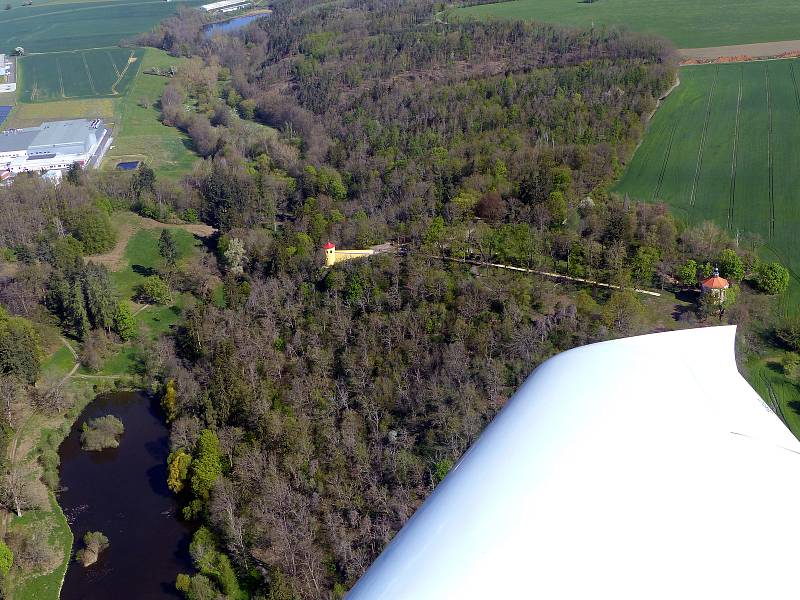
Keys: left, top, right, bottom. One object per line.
{"left": 0, "top": 0, "right": 792, "bottom": 598}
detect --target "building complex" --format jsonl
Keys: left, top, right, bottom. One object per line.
{"left": 0, "top": 118, "right": 110, "bottom": 179}
{"left": 200, "top": 0, "right": 251, "bottom": 13}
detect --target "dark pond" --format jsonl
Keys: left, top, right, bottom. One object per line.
{"left": 203, "top": 13, "right": 266, "bottom": 37}
{"left": 116, "top": 161, "right": 140, "bottom": 171}
{"left": 59, "top": 391, "right": 191, "bottom": 599}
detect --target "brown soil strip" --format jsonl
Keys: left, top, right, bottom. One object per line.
{"left": 681, "top": 40, "right": 800, "bottom": 63}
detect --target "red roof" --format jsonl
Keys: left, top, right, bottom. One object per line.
{"left": 701, "top": 275, "right": 730, "bottom": 289}
{"left": 323, "top": 241, "right": 336, "bottom": 250}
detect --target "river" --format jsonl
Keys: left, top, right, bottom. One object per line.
{"left": 203, "top": 13, "right": 268, "bottom": 37}
{"left": 58, "top": 391, "right": 191, "bottom": 599}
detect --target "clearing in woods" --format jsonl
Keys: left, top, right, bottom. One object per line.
{"left": 454, "top": 0, "right": 800, "bottom": 49}
{"left": 615, "top": 59, "right": 800, "bottom": 292}
{"left": 18, "top": 48, "right": 143, "bottom": 102}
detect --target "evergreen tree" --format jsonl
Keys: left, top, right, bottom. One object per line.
{"left": 82, "top": 264, "right": 117, "bottom": 331}
{"left": 159, "top": 229, "right": 179, "bottom": 268}
{"left": 69, "top": 280, "right": 90, "bottom": 340}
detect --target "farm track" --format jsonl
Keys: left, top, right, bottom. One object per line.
{"left": 765, "top": 64, "right": 775, "bottom": 238}
{"left": 110, "top": 50, "right": 135, "bottom": 95}
{"left": 107, "top": 51, "right": 121, "bottom": 79}
{"left": 651, "top": 118, "right": 678, "bottom": 201}
{"left": 690, "top": 66, "right": 719, "bottom": 208}
{"left": 81, "top": 52, "right": 98, "bottom": 96}
{"left": 728, "top": 66, "right": 742, "bottom": 230}
{"left": 56, "top": 57, "right": 67, "bottom": 99}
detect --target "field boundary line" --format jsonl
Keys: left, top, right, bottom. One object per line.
{"left": 690, "top": 65, "right": 719, "bottom": 207}
{"left": 728, "top": 65, "right": 742, "bottom": 230}
{"left": 766, "top": 63, "right": 775, "bottom": 238}
{"left": 81, "top": 51, "right": 98, "bottom": 96}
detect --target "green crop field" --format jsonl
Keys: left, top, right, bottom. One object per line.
{"left": 18, "top": 47, "right": 143, "bottom": 102}
{"left": 455, "top": 0, "right": 800, "bottom": 48}
{"left": 0, "top": 0, "right": 203, "bottom": 55}
{"left": 615, "top": 59, "right": 800, "bottom": 289}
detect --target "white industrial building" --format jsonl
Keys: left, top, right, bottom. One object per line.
{"left": 200, "top": 0, "right": 251, "bottom": 12}
{"left": 0, "top": 54, "right": 14, "bottom": 94}
{"left": 0, "top": 119, "right": 109, "bottom": 176}
{"left": 349, "top": 326, "right": 800, "bottom": 599}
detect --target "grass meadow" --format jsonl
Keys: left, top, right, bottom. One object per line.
{"left": 0, "top": 0, "right": 203, "bottom": 54}
{"left": 19, "top": 48, "right": 143, "bottom": 102}
{"left": 455, "top": 0, "right": 800, "bottom": 48}
{"left": 104, "top": 48, "right": 197, "bottom": 177}
{"left": 615, "top": 60, "right": 800, "bottom": 301}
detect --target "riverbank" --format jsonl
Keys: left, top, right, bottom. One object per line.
{"left": 0, "top": 210, "right": 213, "bottom": 598}
{"left": 3, "top": 377, "right": 119, "bottom": 599}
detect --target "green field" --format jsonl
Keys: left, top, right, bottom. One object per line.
{"left": 456, "top": 0, "right": 800, "bottom": 48}
{"left": 0, "top": 0, "right": 203, "bottom": 55}
{"left": 615, "top": 60, "right": 800, "bottom": 290}
{"left": 19, "top": 47, "right": 143, "bottom": 102}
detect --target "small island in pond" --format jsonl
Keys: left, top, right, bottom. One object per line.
{"left": 76, "top": 531, "right": 109, "bottom": 567}
{"left": 80, "top": 415, "right": 125, "bottom": 451}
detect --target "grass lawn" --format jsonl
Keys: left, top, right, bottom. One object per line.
{"left": 105, "top": 48, "right": 198, "bottom": 178}
{"left": 4, "top": 98, "right": 115, "bottom": 129}
{"left": 455, "top": 0, "right": 800, "bottom": 49}
{"left": 112, "top": 225, "right": 201, "bottom": 300}
{"left": 744, "top": 354, "right": 800, "bottom": 438}
{"left": 40, "top": 346, "right": 76, "bottom": 380}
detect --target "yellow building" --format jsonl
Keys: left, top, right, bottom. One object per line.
{"left": 324, "top": 241, "right": 375, "bottom": 266}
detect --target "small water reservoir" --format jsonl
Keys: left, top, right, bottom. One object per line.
{"left": 203, "top": 13, "right": 266, "bottom": 37}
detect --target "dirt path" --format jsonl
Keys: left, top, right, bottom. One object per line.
{"left": 86, "top": 214, "right": 216, "bottom": 270}
{"left": 681, "top": 40, "right": 800, "bottom": 62}
{"left": 430, "top": 255, "right": 661, "bottom": 297}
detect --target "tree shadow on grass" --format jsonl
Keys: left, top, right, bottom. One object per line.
{"left": 132, "top": 264, "right": 157, "bottom": 277}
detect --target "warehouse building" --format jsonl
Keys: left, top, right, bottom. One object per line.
{"left": 200, "top": 0, "right": 251, "bottom": 12}
{"left": 0, "top": 118, "right": 110, "bottom": 177}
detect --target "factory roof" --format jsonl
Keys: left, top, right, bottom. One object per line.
{"left": 0, "top": 128, "right": 39, "bottom": 154}
{"left": 29, "top": 119, "right": 96, "bottom": 150}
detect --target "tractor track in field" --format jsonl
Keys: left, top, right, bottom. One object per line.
{"left": 728, "top": 65, "right": 742, "bottom": 230}
{"left": 82, "top": 51, "right": 98, "bottom": 96}
{"left": 765, "top": 63, "right": 775, "bottom": 238}
{"left": 651, "top": 118, "right": 679, "bottom": 202}
{"left": 690, "top": 65, "right": 719, "bottom": 208}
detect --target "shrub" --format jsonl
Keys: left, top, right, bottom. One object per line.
{"left": 136, "top": 275, "right": 172, "bottom": 305}
{"left": 755, "top": 262, "right": 790, "bottom": 295}
{"left": 63, "top": 205, "right": 116, "bottom": 254}
{"left": 112, "top": 302, "right": 138, "bottom": 341}
{"left": 717, "top": 248, "right": 744, "bottom": 280}
{"left": 80, "top": 415, "right": 124, "bottom": 451}
{"left": 0, "top": 540, "right": 13, "bottom": 577}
